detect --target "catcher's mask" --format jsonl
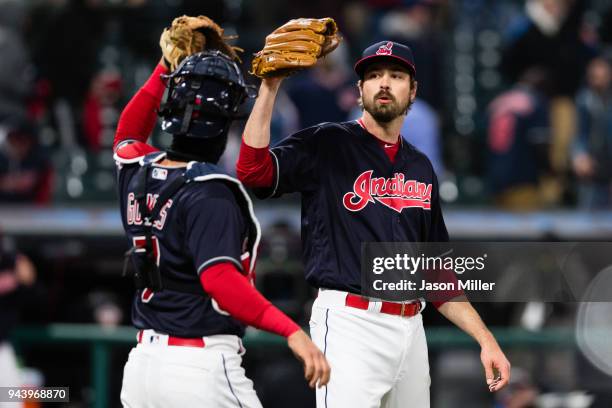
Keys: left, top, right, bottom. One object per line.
{"left": 159, "top": 50, "right": 256, "bottom": 139}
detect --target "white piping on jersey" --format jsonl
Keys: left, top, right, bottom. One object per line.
{"left": 114, "top": 139, "right": 137, "bottom": 152}
{"left": 266, "top": 149, "right": 280, "bottom": 199}
{"left": 211, "top": 298, "right": 231, "bottom": 316}
{"left": 114, "top": 145, "right": 185, "bottom": 168}
{"left": 197, "top": 256, "right": 243, "bottom": 276}
{"left": 185, "top": 165, "right": 262, "bottom": 277}
{"left": 139, "top": 151, "right": 166, "bottom": 166}
{"left": 151, "top": 163, "right": 188, "bottom": 169}
{"left": 141, "top": 151, "right": 189, "bottom": 169}
{"left": 113, "top": 139, "right": 142, "bottom": 164}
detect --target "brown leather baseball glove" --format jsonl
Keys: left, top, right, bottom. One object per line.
{"left": 251, "top": 18, "right": 341, "bottom": 78}
{"left": 159, "top": 15, "right": 241, "bottom": 71}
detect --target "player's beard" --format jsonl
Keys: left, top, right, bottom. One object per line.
{"left": 363, "top": 91, "right": 412, "bottom": 123}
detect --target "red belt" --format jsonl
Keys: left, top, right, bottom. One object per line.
{"left": 345, "top": 294, "right": 421, "bottom": 317}
{"left": 137, "top": 330, "right": 205, "bottom": 348}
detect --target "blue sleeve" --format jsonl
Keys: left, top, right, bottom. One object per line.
{"left": 184, "top": 195, "right": 245, "bottom": 275}
{"left": 254, "top": 125, "right": 320, "bottom": 198}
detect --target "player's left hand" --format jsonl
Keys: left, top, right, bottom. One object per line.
{"left": 480, "top": 340, "right": 511, "bottom": 392}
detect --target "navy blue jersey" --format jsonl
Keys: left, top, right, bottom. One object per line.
{"left": 115, "top": 148, "right": 260, "bottom": 338}
{"left": 256, "top": 120, "right": 448, "bottom": 294}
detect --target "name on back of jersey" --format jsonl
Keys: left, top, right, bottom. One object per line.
{"left": 126, "top": 192, "right": 173, "bottom": 230}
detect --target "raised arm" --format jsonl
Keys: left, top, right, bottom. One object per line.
{"left": 243, "top": 78, "right": 283, "bottom": 148}
{"left": 238, "top": 16, "right": 339, "bottom": 189}
{"left": 236, "top": 78, "right": 284, "bottom": 187}
{"left": 113, "top": 59, "right": 169, "bottom": 150}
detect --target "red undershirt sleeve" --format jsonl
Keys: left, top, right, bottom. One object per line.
{"left": 113, "top": 63, "right": 169, "bottom": 150}
{"left": 236, "top": 139, "right": 275, "bottom": 187}
{"left": 430, "top": 269, "right": 463, "bottom": 308}
{"left": 431, "top": 299, "right": 461, "bottom": 308}
{"left": 200, "top": 262, "right": 300, "bottom": 338}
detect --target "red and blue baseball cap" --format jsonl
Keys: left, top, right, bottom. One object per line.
{"left": 354, "top": 41, "right": 416, "bottom": 78}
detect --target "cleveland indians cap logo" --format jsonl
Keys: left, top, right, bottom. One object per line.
{"left": 376, "top": 41, "right": 394, "bottom": 56}
{"left": 343, "top": 171, "right": 432, "bottom": 213}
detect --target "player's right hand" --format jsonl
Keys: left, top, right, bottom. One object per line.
{"left": 480, "top": 340, "right": 511, "bottom": 392}
{"left": 287, "top": 329, "right": 331, "bottom": 388}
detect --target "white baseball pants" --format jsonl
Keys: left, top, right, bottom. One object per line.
{"left": 310, "top": 289, "right": 430, "bottom": 408}
{"left": 0, "top": 342, "right": 23, "bottom": 408}
{"left": 120, "top": 331, "right": 262, "bottom": 408}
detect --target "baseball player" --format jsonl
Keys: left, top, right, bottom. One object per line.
{"left": 237, "top": 39, "right": 511, "bottom": 407}
{"left": 114, "top": 24, "right": 329, "bottom": 407}
{"left": 0, "top": 242, "right": 37, "bottom": 408}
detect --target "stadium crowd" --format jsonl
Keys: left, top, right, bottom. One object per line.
{"left": 0, "top": 0, "right": 610, "bottom": 209}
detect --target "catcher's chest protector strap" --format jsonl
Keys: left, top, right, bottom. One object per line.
{"left": 124, "top": 156, "right": 261, "bottom": 296}
{"left": 125, "top": 162, "right": 208, "bottom": 296}
{"left": 184, "top": 161, "right": 261, "bottom": 277}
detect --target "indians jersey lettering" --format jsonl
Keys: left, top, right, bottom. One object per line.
{"left": 254, "top": 121, "right": 448, "bottom": 294}
{"left": 343, "top": 170, "right": 432, "bottom": 212}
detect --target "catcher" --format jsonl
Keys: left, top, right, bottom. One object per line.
{"left": 115, "top": 16, "right": 329, "bottom": 407}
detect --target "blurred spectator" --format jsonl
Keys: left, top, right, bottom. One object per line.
{"left": 0, "top": 121, "right": 52, "bottom": 204}
{"left": 501, "top": 0, "right": 592, "bottom": 98}
{"left": 82, "top": 71, "right": 123, "bottom": 152}
{"left": 27, "top": 0, "right": 104, "bottom": 148}
{"left": 365, "top": 0, "right": 404, "bottom": 10}
{"left": 120, "top": 0, "right": 222, "bottom": 63}
{"left": 598, "top": 4, "right": 612, "bottom": 49}
{"left": 377, "top": 0, "right": 446, "bottom": 111}
{"left": 0, "top": 0, "right": 33, "bottom": 121}
{"left": 259, "top": 220, "right": 302, "bottom": 264}
{"left": 501, "top": 0, "right": 595, "bottom": 181}
{"left": 0, "top": 238, "right": 36, "bottom": 405}
{"left": 69, "top": 290, "right": 124, "bottom": 327}
{"left": 340, "top": 2, "right": 371, "bottom": 59}
{"left": 287, "top": 43, "right": 357, "bottom": 129}
{"left": 401, "top": 98, "right": 444, "bottom": 176}
{"left": 571, "top": 56, "right": 612, "bottom": 209}
{"left": 486, "top": 68, "right": 551, "bottom": 209}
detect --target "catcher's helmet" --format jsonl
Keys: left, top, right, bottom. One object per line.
{"left": 159, "top": 50, "right": 255, "bottom": 139}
